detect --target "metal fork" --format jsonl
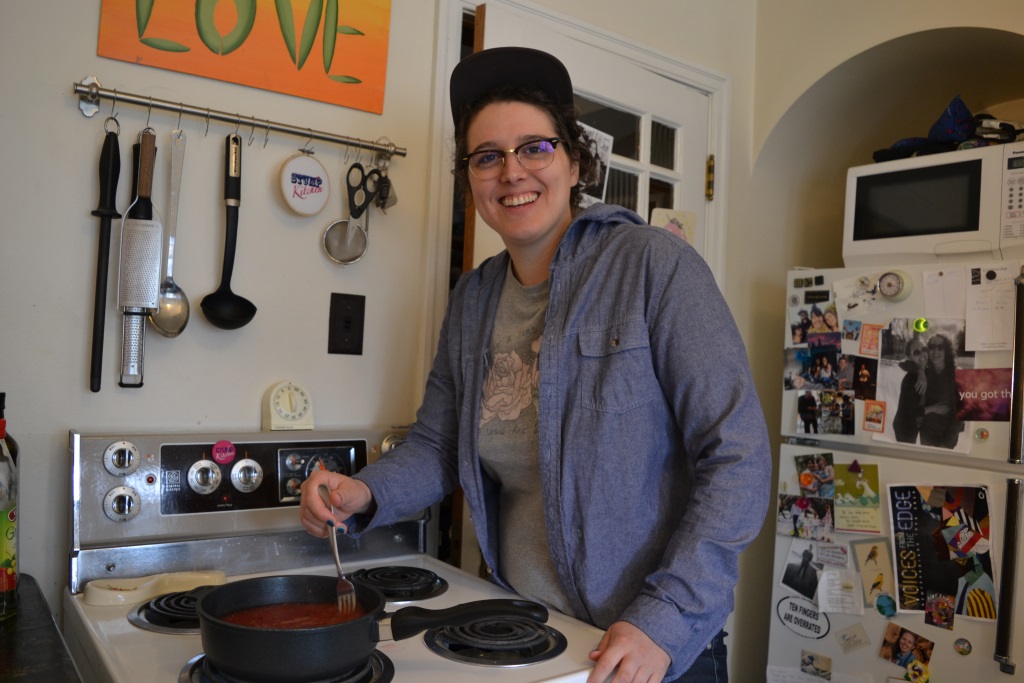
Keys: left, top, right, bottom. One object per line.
{"left": 317, "top": 484, "right": 358, "bottom": 615}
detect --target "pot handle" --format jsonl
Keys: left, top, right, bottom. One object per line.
{"left": 383, "top": 599, "right": 548, "bottom": 641}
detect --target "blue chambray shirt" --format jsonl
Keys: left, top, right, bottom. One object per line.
{"left": 354, "top": 203, "right": 771, "bottom": 677}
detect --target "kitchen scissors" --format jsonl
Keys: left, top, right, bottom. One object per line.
{"left": 323, "top": 162, "right": 382, "bottom": 265}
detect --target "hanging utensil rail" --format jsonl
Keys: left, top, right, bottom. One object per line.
{"left": 72, "top": 77, "right": 406, "bottom": 159}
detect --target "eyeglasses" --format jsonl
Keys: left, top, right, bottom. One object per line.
{"left": 909, "top": 349, "right": 926, "bottom": 356}
{"left": 462, "top": 137, "right": 561, "bottom": 180}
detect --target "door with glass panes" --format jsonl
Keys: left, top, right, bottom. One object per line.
{"left": 467, "top": 1, "right": 713, "bottom": 269}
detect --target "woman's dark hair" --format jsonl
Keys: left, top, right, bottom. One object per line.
{"left": 927, "top": 333, "right": 956, "bottom": 373}
{"left": 452, "top": 83, "right": 599, "bottom": 211}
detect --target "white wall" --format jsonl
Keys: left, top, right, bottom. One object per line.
{"left": 0, "top": 0, "right": 440, "bottom": 613}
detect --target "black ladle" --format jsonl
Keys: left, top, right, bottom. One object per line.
{"left": 201, "top": 134, "right": 256, "bottom": 330}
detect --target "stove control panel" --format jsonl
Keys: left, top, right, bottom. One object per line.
{"left": 159, "top": 439, "right": 365, "bottom": 514}
{"left": 70, "top": 428, "right": 405, "bottom": 547}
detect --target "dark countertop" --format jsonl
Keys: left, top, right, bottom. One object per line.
{"left": 0, "top": 574, "right": 82, "bottom": 682}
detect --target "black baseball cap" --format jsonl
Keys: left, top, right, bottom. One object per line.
{"left": 449, "top": 47, "right": 574, "bottom": 126}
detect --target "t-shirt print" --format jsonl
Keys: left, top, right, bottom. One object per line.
{"left": 480, "top": 335, "right": 541, "bottom": 426}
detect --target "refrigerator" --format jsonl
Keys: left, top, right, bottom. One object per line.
{"left": 767, "top": 261, "right": 1024, "bottom": 682}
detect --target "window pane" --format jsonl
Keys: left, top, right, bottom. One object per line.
{"left": 575, "top": 95, "right": 640, "bottom": 160}
{"left": 648, "top": 178, "right": 674, "bottom": 219}
{"left": 650, "top": 121, "right": 675, "bottom": 169}
{"left": 605, "top": 168, "right": 638, "bottom": 210}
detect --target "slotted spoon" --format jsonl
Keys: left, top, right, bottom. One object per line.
{"left": 317, "top": 484, "right": 357, "bottom": 615}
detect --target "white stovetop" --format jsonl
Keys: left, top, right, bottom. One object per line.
{"left": 62, "top": 553, "right": 605, "bottom": 683}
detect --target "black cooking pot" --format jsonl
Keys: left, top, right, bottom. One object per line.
{"left": 196, "top": 575, "right": 548, "bottom": 683}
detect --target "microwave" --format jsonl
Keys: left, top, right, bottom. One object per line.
{"left": 842, "top": 140, "right": 1024, "bottom": 266}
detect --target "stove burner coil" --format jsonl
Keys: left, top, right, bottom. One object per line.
{"left": 178, "top": 650, "right": 394, "bottom": 683}
{"left": 424, "top": 617, "right": 568, "bottom": 666}
{"left": 128, "top": 590, "right": 201, "bottom": 634}
{"left": 348, "top": 566, "right": 448, "bottom": 601}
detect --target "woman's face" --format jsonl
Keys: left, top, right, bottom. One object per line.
{"left": 824, "top": 310, "right": 838, "bottom": 328}
{"left": 465, "top": 101, "right": 579, "bottom": 257}
{"left": 907, "top": 339, "right": 927, "bottom": 368}
{"left": 899, "top": 631, "right": 915, "bottom": 653}
{"left": 811, "top": 312, "right": 824, "bottom": 327}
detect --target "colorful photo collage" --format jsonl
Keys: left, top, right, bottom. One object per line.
{"left": 786, "top": 270, "right": 1014, "bottom": 453}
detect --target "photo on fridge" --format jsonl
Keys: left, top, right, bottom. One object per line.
{"left": 780, "top": 538, "right": 822, "bottom": 600}
{"left": 873, "top": 318, "right": 975, "bottom": 452}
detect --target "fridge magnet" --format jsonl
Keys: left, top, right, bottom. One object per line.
{"left": 862, "top": 400, "right": 885, "bottom": 433}
{"left": 97, "top": 0, "right": 394, "bottom": 113}
{"left": 778, "top": 494, "right": 835, "bottom": 542}
{"left": 835, "top": 622, "right": 872, "bottom": 655}
{"left": 873, "top": 318, "right": 975, "bottom": 452}
{"left": 874, "top": 592, "right": 897, "bottom": 618}
{"left": 842, "top": 318, "right": 862, "bottom": 342}
{"left": 955, "top": 368, "right": 1012, "bottom": 421}
{"left": 775, "top": 594, "right": 831, "bottom": 639}
{"left": 853, "top": 358, "right": 878, "bottom": 401}
{"left": 878, "top": 623, "right": 934, "bottom": 672}
{"left": 834, "top": 463, "right": 881, "bottom": 533}
{"left": 859, "top": 323, "right": 881, "bottom": 357}
{"left": 924, "top": 591, "right": 955, "bottom": 630}
{"left": 780, "top": 538, "right": 822, "bottom": 600}
{"left": 800, "top": 649, "right": 832, "bottom": 679}
{"left": 887, "top": 485, "right": 996, "bottom": 619}
{"left": 952, "top": 637, "right": 972, "bottom": 656}
{"left": 851, "top": 539, "right": 894, "bottom": 602}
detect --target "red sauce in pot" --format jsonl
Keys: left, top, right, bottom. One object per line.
{"left": 221, "top": 602, "right": 367, "bottom": 629}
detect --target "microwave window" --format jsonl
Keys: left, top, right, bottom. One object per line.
{"left": 853, "top": 159, "right": 982, "bottom": 240}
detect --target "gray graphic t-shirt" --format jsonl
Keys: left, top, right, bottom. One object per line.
{"left": 477, "top": 265, "right": 572, "bottom": 615}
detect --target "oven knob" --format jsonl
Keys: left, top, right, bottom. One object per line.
{"left": 231, "top": 459, "right": 263, "bottom": 493}
{"left": 103, "top": 441, "right": 142, "bottom": 476}
{"left": 285, "top": 477, "right": 303, "bottom": 496}
{"left": 103, "top": 486, "right": 142, "bottom": 522}
{"left": 187, "top": 460, "right": 223, "bottom": 495}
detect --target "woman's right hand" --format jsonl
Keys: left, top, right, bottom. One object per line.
{"left": 299, "top": 470, "right": 374, "bottom": 538}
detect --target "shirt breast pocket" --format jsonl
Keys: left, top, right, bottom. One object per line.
{"left": 578, "top": 321, "right": 659, "bottom": 413}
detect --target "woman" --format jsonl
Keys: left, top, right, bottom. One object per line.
{"left": 919, "top": 334, "right": 962, "bottom": 448}
{"left": 300, "top": 47, "right": 770, "bottom": 683}
{"left": 823, "top": 307, "right": 840, "bottom": 333}
{"left": 807, "top": 305, "right": 830, "bottom": 334}
{"left": 892, "top": 629, "right": 919, "bottom": 668}
{"left": 892, "top": 337, "right": 927, "bottom": 443}
{"left": 815, "top": 456, "right": 835, "bottom": 498}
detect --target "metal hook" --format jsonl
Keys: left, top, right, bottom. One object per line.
{"left": 263, "top": 120, "right": 271, "bottom": 149}
{"left": 103, "top": 90, "right": 120, "bottom": 135}
{"left": 248, "top": 116, "right": 256, "bottom": 146}
{"left": 301, "top": 128, "right": 315, "bottom": 154}
{"left": 234, "top": 115, "right": 241, "bottom": 135}
{"left": 146, "top": 96, "right": 153, "bottom": 128}
{"left": 204, "top": 108, "right": 211, "bottom": 137}
{"left": 176, "top": 103, "right": 183, "bottom": 131}
{"left": 342, "top": 142, "right": 351, "bottom": 165}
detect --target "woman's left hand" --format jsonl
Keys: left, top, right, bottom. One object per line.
{"left": 587, "top": 621, "right": 670, "bottom": 683}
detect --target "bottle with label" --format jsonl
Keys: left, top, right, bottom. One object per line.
{"left": 0, "top": 392, "right": 18, "bottom": 620}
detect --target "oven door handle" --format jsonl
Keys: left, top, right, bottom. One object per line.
{"left": 995, "top": 478, "right": 1022, "bottom": 674}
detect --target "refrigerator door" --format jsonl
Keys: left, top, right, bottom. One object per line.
{"left": 782, "top": 264, "right": 1019, "bottom": 465}
{"left": 767, "top": 443, "right": 1023, "bottom": 682}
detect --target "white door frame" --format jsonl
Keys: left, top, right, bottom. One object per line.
{"left": 421, "top": 0, "right": 731, "bottom": 376}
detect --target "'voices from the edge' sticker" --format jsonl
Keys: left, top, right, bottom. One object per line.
{"left": 776, "top": 595, "right": 830, "bottom": 639}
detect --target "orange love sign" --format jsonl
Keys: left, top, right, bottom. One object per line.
{"left": 98, "top": 0, "right": 392, "bottom": 113}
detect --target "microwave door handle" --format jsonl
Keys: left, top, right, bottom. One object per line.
{"left": 995, "top": 478, "right": 1022, "bottom": 674}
